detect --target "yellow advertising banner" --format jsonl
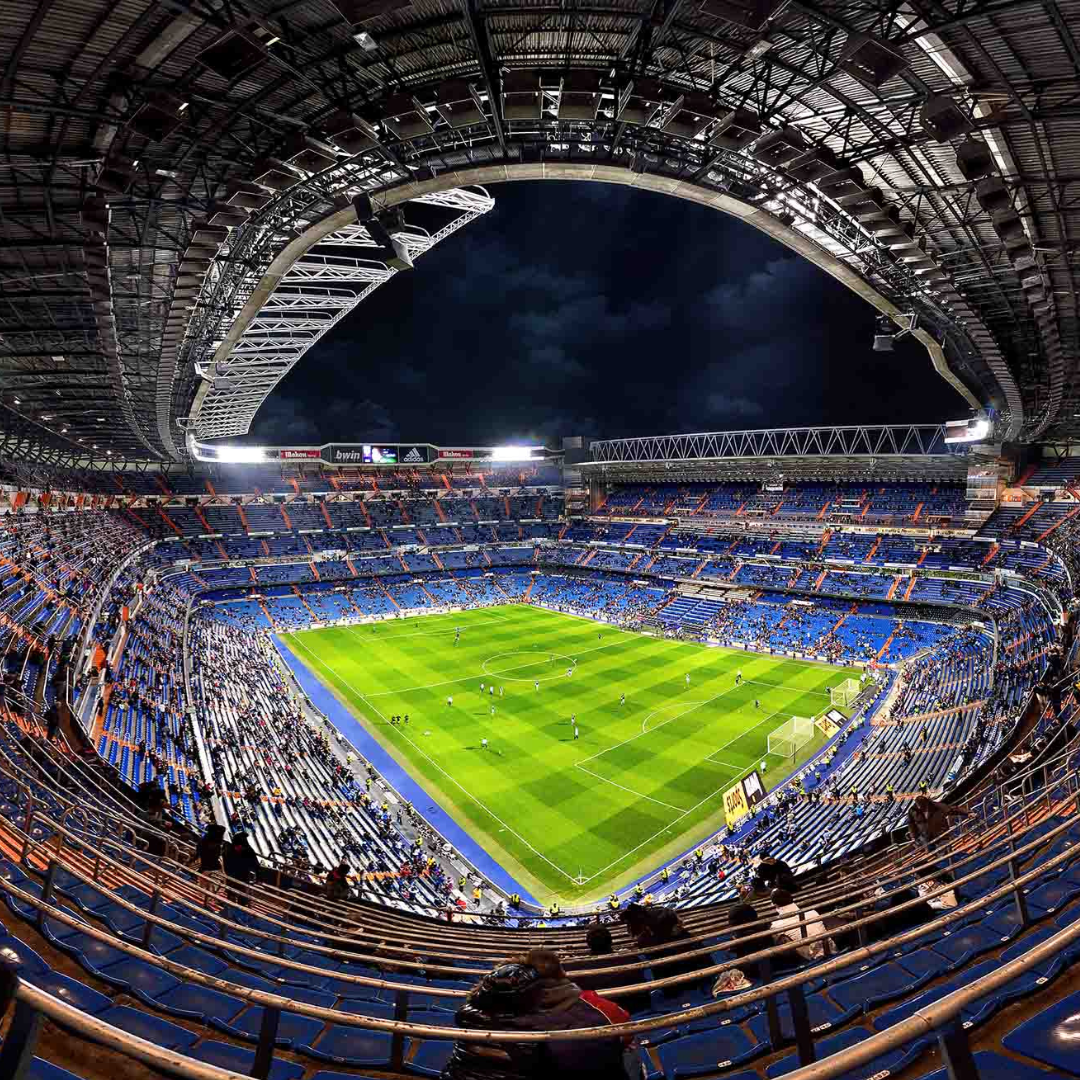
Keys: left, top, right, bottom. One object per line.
{"left": 723, "top": 780, "right": 750, "bottom": 828}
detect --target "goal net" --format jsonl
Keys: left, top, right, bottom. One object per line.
{"left": 768, "top": 715, "right": 815, "bottom": 761}
{"left": 830, "top": 678, "right": 861, "bottom": 708}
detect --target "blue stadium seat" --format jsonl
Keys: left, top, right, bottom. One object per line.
{"left": 915, "top": 1049, "right": 1075, "bottom": 1080}
{"left": 97, "top": 1005, "right": 200, "bottom": 1052}
{"left": 152, "top": 982, "right": 247, "bottom": 1024}
{"left": 190, "top": 1040, "right": 305, "bottom": 1080}
{"left": 766, "top": 1024, "right": 925, "bottom": 1079}
{"left": 1003, "top": 988, "right": 1080, "bottom": 1075}
{"left": 297, "top": 1025, "right": 394, "bottom": 1067}
{"left": 405, "top": 1037, "right": 455, "bottom": 1076}
{"left": 22, "top": 970, "right": 111, "bottom": 1016}
{"left": 655, "top": 1023, "right": 761, "bottom": 1077}
{"left": 929, "top": 924, "right": 1001, "bottom": 966}
{"left": 747, "top": 992, "right": 857, "bottom": 1048}
{"left": 826, "top": 961, "right": 931, "bottom": 1013}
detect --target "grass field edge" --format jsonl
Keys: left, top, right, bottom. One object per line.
{"left": 278, "top": 607, "right": 854, "bottom": 906}
{"left": 278, "top": 631, "right": 562, "bottom": 905}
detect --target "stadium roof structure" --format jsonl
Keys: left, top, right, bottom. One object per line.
{"left": 2, "top": 0, "right": 1080, "bottom": 467}
{"left": 584, "top": 422, "right": 971, "bottom": 479}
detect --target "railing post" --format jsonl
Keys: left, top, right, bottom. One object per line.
{"left": 760, "top": 958, "right": 783, "bottom": 1051}
{"left": 0, "top": 998, "right": 43, "bottom": 1079}
{"left": 250, "top": 1004, "right": 280, "bottom": 1080}
{"left": 787, "top": 982, "right": 816, "bottom": 1065}
{"left": 936, "top": 1015, "right": 979, "bottom": 1080}
{"left": 19, "top": 810, "right": 34, "bottom": 864}
{"left": 1007, "top": 858, "right": 1030, "bottom": 930}
{"left": 391, "top": 989, "right": 408, "bottom": 1072}
{"left": 142, "top": 891, "right": 161, "bottom": 951}
{"left": 37, "top": 860, "right": 58, "bottom": 930}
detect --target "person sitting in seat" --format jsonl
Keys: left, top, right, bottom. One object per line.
{"left": 440, "top": 949, "right": 631, "bottom": 1080}
{"left": 191, "top": 823, "right": 226, "bottom": 897}
{"left": 620, "top": 902, "right": 710, "bottom": 998}
{"left": 769, "top": 888, "right": 835, "bottom": 962}
{"left": 713, "top": 902, "right": 764, "bottom": 994}
{"left": 567, "top": 924, "right": 648, "bottom": 1014}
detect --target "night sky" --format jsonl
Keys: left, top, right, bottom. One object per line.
{"left": 249, "top": 181, "right": 965, "bottom": 449}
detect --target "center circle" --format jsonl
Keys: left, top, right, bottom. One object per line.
{"left": 481, "top": 651, "right": 575, "bottom": 681}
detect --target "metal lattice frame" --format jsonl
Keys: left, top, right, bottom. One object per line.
{"left": 189, "top": 188, "right": 493, "bottom": 439}
{"left": 3, "top": 0, "right": 1080, "bottom": 464}
{"left": 589, "top": 423, "right": 955, "bottom": 463}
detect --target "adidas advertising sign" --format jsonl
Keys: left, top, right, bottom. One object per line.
{"left": 400, "top": 445, "right": 427, "bottom": 464}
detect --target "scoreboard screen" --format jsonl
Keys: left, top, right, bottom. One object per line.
{"left": 363, "top": 445, "right": 397, "bottom": 464}
{"left": 742, "top": 770, "right": 766, "bottom": 808}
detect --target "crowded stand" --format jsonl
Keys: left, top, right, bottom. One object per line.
{"left": 0, "top": 461, "right": 1076, "bottom": 1080}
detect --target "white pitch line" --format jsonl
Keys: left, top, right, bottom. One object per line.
{"left": 362, "top": 634, "right": 637, "bottom": 698}
{"left": 641, "top": 700, "right": 706, "bottom": 735}
{"left": 576, "top": 682, "right": 744, "bottom": 767}
{"left": 287, "top": 632, "right": 583, "bottom": 884}
{"left": 575, "top": 765, "right": 689, "bottom": 813}
{"left": 579, "top": 705, "right": 791, "bottom": 884}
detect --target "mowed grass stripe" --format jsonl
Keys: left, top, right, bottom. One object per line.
{"left": 282, "top": 605, "right": 851, "bottom": 903}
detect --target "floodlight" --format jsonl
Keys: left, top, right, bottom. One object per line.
{"left": 214, "top": 445, "right": 267, "bottom": 463}
{"left": 491, "top": 446, "right": 537, "bottom": 461}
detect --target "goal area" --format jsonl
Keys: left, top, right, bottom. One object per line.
{"left": 830, "top": 678, "right": 861, "bottom": 708}
{"left": 768, "top": 715, "right": 815, "bottom": 761}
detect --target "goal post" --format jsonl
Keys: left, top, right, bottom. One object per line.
{"left": 830, "top": 677, "right": 861, "bottom": 708}
{"left": 767, "top": 715, "right": 815, "bottom": 761}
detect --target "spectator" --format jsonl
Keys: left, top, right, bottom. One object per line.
{"left": 222, "top": 831, "right": 260, "bottom": 904}
{"left": 569, "top": 924, "right": 646, "bottom": 1012}
{"left": 620, "top": 903, "right": 710, "bottom": 996}
{"left": 325, "top": 861, "right": 352, "bottom": 901}
{"left": 191, "top": 823, "right": 226, "bottom": 888}
{"left": 769, "top": 888, "right": 835, "bottom": 961}
{"left": 440, "top": 951, "right": 631, "bottom": 1080}
{"left": 713, "top": 903, "right": 761, "bottom": 994}
{"left": 754, "top": 854, "right": 796, "bottom": 893}
{"left": 908, "top": 795, "right": 971, "bottom": 849}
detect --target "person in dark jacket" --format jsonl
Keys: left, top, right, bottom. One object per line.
{"left": 567, "top": 925, "right": 647, "bottom": 1014}
{"left": 620, "top": 903, "right": 710, "bottom": 998}
{"left": 440, "top": 949, "right": 631, "bottom": 1080}
{"left": 191, "top": 823, "right": 226, "bottom": 898}
{"left": 222, "top": 831, "right": 260, "bottom": 904}
{"left": 908, "top": 795, "right": 970, "bottom": 849}
{"left": 754, "top": 854, "right": 796, "bottom": 894}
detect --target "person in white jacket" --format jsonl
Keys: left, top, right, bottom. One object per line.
{"left": 769, "top": 889, "right": 834, "bottom": 961}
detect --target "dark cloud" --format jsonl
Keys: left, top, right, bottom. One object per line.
{"left": 249, "top": 182, "right": 964, "bottom": 448}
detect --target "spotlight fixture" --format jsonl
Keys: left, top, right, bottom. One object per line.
{"left": 352, "top": 30, "right": 378, "bottom": 51}
{"left": 872, "top": 312, "right": 917, "bottom": 352}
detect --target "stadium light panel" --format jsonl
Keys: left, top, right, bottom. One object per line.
{"left": 491, "top": 446, "right": 538, "bottom": 461}
{"left": 214, "top": 445, "right": 267, "bottom": 463}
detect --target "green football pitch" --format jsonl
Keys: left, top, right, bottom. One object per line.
{"left": 281, "top": 605, "right": 850, "bottom": 904}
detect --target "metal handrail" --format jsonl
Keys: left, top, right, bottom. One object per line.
{"left": 0, "top": 979, "right": 249, "bottom": 1080}
{"left": 783, "top": 914, "right": 1080, "bottom": 1080}
{"left": 4, "top": 802, "right": 1078, "bottom": 1047}
{"left": 3, "top": 697, "right": 1075, "bottom": 968}
{"left": 4, "top": 761, "right": 1078, "bottom": 1041}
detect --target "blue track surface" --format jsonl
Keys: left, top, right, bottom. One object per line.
{"left": 273, "top": 635, "right": 538, "bottom": 905}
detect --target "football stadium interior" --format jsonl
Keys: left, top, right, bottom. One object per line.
{"left": 5, "top": 1, "right": 1080, "bottom": 1079}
